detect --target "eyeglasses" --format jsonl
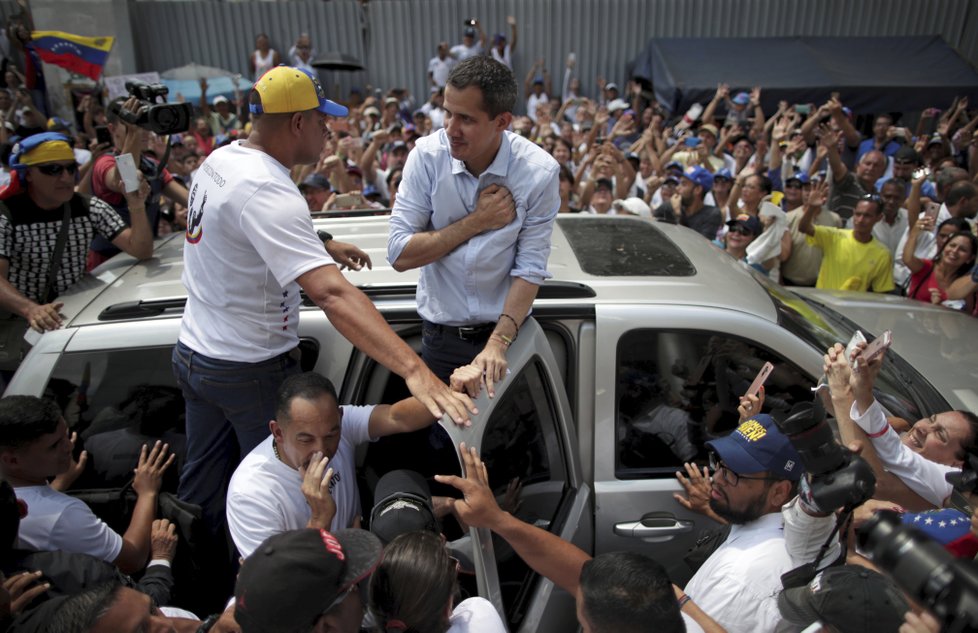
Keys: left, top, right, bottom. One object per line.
{"left": 708, "top": 451, "right": 779, "bottom": 487}
{"left": 860, "top": 193, "right": 883, "bottom": 205}
{"left": 36, "top": 162, "right": 78, "bottom": 176}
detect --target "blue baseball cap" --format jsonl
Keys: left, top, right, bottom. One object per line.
{"left": 732, "top": 92, "right": 750, "bottom": 106}
{"left": 706, "top": 414, "right": 802, "bottom": 480}
{"left": 786, "top": 172, "right": 810, "bottom": 185}
{"left": 683, "top": 165, "right": 714, "bottom": 192}
{"left": 714, "top": 168, "right": 733, "bottom": 181}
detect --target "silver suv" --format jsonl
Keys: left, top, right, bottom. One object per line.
{"left": 9, "top": 214, "right": 978, "bottom": 631}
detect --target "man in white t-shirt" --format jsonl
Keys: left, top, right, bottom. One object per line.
{"left": 450, "top": 22, "right": 485, "bottom": 61}
{"left": 174, "top": 66, "right": 474, "bottom": 533}
{"left": 0, "top": 395, "right": 174, "bottom": 574}
{"left": 227, "top": 371, "right": 475, "bottom": 558}
{"left": 427, "top": 42, "right": 456, "bottom": 88}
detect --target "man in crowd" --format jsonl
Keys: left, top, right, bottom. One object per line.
{"left": 198, "top": 78, "right": 243, "bottom": 137}
{"left": 653, "top": 166, "right": 721, "bottom": 239}
{"left": 781, "top": 175, "right": 843, "bottom": 287}
{"left": 174, "top": 66, "right": 473, "bottom": 533}
{"left": 822, "top": 128, "right": 886, "bottom": 222}
{"left": 0, "top": 132, "right": 152, "bottom": 341}
{"left": 855, "top": 113, "right": 902, "bottom": 161}
{"left": 0, "top": 395, "right": 174, "bottom": 575}
{"left": 427, "top": 42, "right": 455, "bottom": 89}
{"left": 388, "top": 56, "right": 559, "bottom": 396}
{"left": 450, "top": 21, "right": 485, "bottom": 61}
{"left": 584, "top": 177, "right": 615, "bottom": 214}
{"left": 872, "top": 178, "right": 909, "bottom": 260}
{"left": 226, "top": 370, "right": 475, "bottom": 558}
{"left": 234, "top": 528, "right": 383, "bottom": 633}
{"left": 799, "top": 182, "right": 894, "bottom": 293}
{"left": 89, "top": 97, "right": 189, "bottom": 268}
{"left": 680, "top": 414, "right": 802, "bottom": 633}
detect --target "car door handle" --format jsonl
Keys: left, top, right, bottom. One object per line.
{"left": 614, "top": 516, "right": 694, "bottom": 538}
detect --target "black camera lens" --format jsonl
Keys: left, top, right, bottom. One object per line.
{"left": 859, "top": 510, "right": 978, "bottom": 631}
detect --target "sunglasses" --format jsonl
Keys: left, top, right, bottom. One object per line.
{"left": 728, "top": 226, "right": 753, "bottom": 236}
{"left": 36, "top": 162, "right": 78, "bottom": 176}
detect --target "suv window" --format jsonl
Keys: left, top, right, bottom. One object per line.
{"left": 480, "top": 360, "right": 568, "bottom": 630}
{"left": 615, "top": 329, "right": 814, "bottom": 478}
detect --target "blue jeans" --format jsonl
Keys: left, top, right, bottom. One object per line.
{"left": 171, "top": 341, "right": 300, "bottom": 532}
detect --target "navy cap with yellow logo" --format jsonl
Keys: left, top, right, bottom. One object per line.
{"left": 706, "top": 414, "right": 802, "bottom": 481}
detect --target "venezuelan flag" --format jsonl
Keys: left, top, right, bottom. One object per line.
{"left": 30, "top": 31, "right": 114, "bottom": 81}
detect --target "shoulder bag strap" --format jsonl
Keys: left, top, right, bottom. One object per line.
{"left": 41, "top": 201, "right": 72, "bottom": 304}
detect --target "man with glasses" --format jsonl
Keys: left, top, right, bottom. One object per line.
{"left": 682, "top": 414, "right": 803, "bottom": 633}
{"left": 799, "top": 182, "right": 894, "bottom": 293}
{"left": 0, "top": 132, "right": 152, "bottom": 337}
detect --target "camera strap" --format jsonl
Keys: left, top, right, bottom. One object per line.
{"left": 780, "top": 506, "right": 853, "bottom": 590}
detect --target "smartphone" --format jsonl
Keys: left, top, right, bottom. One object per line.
{"left": 464, "top": 18, "right": 477, "bottom": 26}
{"left": 845, "top": 330, "right": 867, "bottom": 363}
{"left": 794, "top": 104, "right": 811, "bottom": 115}
{"left": 913, "top": 166, "right": 931, "bottom": 181}
{"left": 892, "top": 127, "right": 908, "bottom": 138}
{"left": 923, "top": 201, "right": 940, "bottom": 221}
{"left": 746, "top": 362, "right": 775, "bottom": 397}
{"left": 95, "top": 125, "right": 112, "bottom": 146}
{"left": 684, "top": 137, "right": 702, "bottom": 148}
{"left": 333, "top": 193, "right": 362, "bottom": 208}
{"left": 853, "top": 331, "right": 892, "bottom": 371}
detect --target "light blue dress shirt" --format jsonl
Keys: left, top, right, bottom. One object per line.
{"left": 388, "top": 129, "right": 560, "bottom": 326}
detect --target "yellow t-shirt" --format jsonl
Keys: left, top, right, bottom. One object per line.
{"left": 807, "top": 226, "right": 894, "bottom": 292}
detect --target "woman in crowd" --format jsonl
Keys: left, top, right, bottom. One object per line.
{"left": 904, "top": 215, "right": 978, "bottom": 310}
{"left": 368, "top": 531, "right": 506, "bottom": 633}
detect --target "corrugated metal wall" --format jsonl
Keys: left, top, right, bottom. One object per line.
{"left": 123, "top": 0, "right": 978, "bottom": 114}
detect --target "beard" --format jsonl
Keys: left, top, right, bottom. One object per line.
{"left": 709, "top": 488, "right": 770, "bottom": 525}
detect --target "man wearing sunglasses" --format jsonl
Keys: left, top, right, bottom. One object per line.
{"left": 0, "top": 132, "right": 152, "bottom": 342}
{"left": 681, "top": 414, "right": 803, "bottom": 633}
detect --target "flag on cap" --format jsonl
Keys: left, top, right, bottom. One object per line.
{"left": 30, "top": 31, "right": 115, "bottom": 81}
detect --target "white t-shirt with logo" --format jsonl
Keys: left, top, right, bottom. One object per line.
{"left": 15, "top": 485, "right": 123, "bottom": 563}
{"left": 179, "top": 141, "right": 334, "bottom": 362}
{"left": 226, "top": 405, "right": 374, "bottom": 558}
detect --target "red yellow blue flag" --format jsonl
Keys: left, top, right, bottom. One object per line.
{"left": 29, "top": 31, "right": 114, "bottom": 81}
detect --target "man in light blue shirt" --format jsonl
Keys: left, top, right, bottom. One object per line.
{"left": 388, "top": 56, "right": 560, "bottom": 397}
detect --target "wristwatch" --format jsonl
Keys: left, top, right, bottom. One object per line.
{"left": 317, "top": 230, "right": 333, "bottom": 245}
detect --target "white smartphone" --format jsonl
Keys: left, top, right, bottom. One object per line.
{"left": 746, "top": 362, "right": 775, "bottom": 397}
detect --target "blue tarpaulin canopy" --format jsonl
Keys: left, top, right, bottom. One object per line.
{"left": 628, "top": 36, "right": 978, "bottom": 115}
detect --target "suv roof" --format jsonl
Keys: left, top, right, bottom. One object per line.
{"left": 58, "top": 214, "right": 779, "bottom": 327}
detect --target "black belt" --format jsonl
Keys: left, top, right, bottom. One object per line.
{"left": 425, "top": 321, "right": 495, "bottom": 342}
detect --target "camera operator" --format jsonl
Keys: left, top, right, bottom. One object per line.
{"left": 88, "top": 96, "right": 189, "bottom": 269}
{"left": 826, "top": 342, "right": 978, "bottom": 510}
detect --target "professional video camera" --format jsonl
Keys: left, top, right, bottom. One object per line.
{"left": 775, "top": 397, "right": 876, "bottom": 512}
{"left": 108, "top": 80, "right": 193, "bottom": 135}
{"left": 859, "top": 510, "right": 978, "bottom": 633}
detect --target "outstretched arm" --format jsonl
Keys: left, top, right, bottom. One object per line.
{"left": 436, "top": 443, "right": 591, "bottom": 596}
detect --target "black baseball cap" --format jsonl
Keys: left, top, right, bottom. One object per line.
{"left": 369, "top": 469, "right": 438, "bottom": 545}
{"left": 777, "top": 565, "right": 909, "bottom": 633}
{"left": 235, "top": 528, "right": 383, "bottom": 633}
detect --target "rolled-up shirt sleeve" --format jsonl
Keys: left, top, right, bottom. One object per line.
{"left": 782, "top": 496, "right": 839, "bottom": 569}
{"left": 849, "top": 400, "right": 956, "bottom": 506}
{"left": 511, "top": 161, "right": 559, "bottom": 285}
{"left": 388, "top": 147, "right": 433, "bottom": 267}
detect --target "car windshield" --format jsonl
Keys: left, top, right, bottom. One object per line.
{"left": 759, "top": 278, "right": 939, "bottom": 422}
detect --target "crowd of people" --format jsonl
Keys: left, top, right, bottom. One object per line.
{"left": 0, "top": 14, "right": 973, "bottom": 633}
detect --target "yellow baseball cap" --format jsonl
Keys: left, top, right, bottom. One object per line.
{"left": 249, "top": 66, "right": 348, "bottom": 117}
